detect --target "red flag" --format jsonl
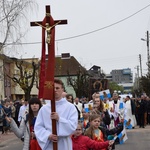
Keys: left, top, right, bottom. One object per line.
{"left": 38, "top": 16, "right": 55, "bottom": 100}
{"left": 43, "top": 15, "right": 55, "bottom": 100}
{"left": 38, "top": 21, "right": 46, "bottom": 99}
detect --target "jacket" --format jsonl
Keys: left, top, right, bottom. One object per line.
{"left": 72, "top": 135, "right": 109, "bottom": 150}
{"left": 10, "top": 115, "right": 30, "bottom": 150}
{"left": 84, "top": 122, "right": 123, "bottom": 150}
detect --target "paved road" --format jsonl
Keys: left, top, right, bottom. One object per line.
{"left": 115, "top": 125, "right": 150, "bottom": 150}
{"left": 0, "top": 132, "right": 23, "bottom": 150}
{"left": 1, "top": 125, "right": 150, "bottom": 150}
{"left": 0, "top": 137, "right": 23, "bottom": 150}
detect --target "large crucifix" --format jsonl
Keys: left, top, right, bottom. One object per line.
{"left": 30, "top": 5, "right": 67, "bottom": 150}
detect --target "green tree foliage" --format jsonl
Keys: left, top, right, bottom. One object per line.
{"left": 108, "top": 81, "right": 124, "bottom": 95}
{"left": 140, "top": 74, "right": 150, "bottom": 97}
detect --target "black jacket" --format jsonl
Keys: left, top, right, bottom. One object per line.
{"left": 136, "top": 100, "right": 146, "bottom": 114}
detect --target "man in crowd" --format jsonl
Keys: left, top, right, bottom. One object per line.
{"left": 74, "top": 97, "right": 83, "bottom": 119}
{"left": 136, "top": 95, "right": 146, "bottom": 128}
{"left": 35, "top": 79, "right": 78, "bottom": 150}
{"left": 124, "top": 96, "right": 136, "bottom": 129}
{"left": 18, "top": 99, "right": 28, "bottom": 123}
{"left": 109, "top": 93, "right": 121, "bottom": 128}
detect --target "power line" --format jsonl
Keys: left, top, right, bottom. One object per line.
{"left": 6, "top": 3, "right": 150, "bottom": 45}
{"left": 57, "top": 4, "right": 150, "bottom": 41}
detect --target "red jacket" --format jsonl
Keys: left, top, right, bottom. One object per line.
{"left": 72, "top": 135, "right": 109, "bottom": 150}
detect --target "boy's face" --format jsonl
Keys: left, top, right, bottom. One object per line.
{"left": 74, "top": 125, "right": 82, "bottom": 137}
{"left": 54, "top": 83, "right": 64, "bottom": 100}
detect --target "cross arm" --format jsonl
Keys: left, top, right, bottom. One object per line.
{"left": 30, "top": 20, "right": 67, "bottom": 27}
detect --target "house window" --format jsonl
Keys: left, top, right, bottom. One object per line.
{"left": 4, "top": 79, "right": 7, "bottom": 87}
{"left": 67, "top": 78, "right": 71, "bottom": 86}
{"left": 7, "top": 80, "right": 11, "bottom": 87}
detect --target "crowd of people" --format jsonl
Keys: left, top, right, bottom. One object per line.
{"left": 0, "top": 79, "right": 150, "bottom": 150}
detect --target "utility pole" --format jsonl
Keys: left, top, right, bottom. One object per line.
{"left": 146, "top": 31, "right": 150, "bottom": 75}
{"left": 139, "top": 54, "right": 142, "bottom": 77}
{"left": 137, "top": 65, "right": 139, "bottom": 80}
{"left": 134, "top": 66, "right": 140, "bottom": 90}
{"left": 141, "top": 31, "right": 150, "bottom": 75}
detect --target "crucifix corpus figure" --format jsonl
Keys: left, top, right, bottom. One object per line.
{"left": 30, "top": 5, "right": 78, "bottom": 150}
{"left": 35, "top": 20, "right": 61, "bottom": 44}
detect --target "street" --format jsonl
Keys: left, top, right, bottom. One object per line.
{"left": 0, "top": 136, "right": 23, "bottom": 150}
{"left": 0, "top": 125, "right": 150, "bottom": 150}
{"left": 116, "top": 125, "right": 150, "bottom": 150}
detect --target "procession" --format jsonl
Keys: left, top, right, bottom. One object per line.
{"left": 0, "top": 86, "right": 150, "bottom": 150}
{"left": 1, "top": 0, "right": 150, "bottom": 150}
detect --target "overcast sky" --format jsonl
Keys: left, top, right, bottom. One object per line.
{"left": 7, "top": 0, "right": 150, "bottom": 77}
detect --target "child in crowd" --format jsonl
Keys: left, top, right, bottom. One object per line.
{"left": 72, "top": 123, "right": 114, "bottom": 150}
{"left": 84, "top": 114, "right": 123, "bottom": 150}
{"left": 81, "top": 109, "right": 89, "bottom": 132}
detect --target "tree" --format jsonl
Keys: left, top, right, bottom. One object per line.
{"left": 0, "top": 0, "right": 36, "bottom": 50}
{"left": 108, "top": 81, "right": 124, "bottom": 95}
{"left": 140, "top": 74, "right": 150, "bottom": 97}
{"left": 4, "top": 58, "right": 39, "bottom": 100}
{"left": 67, "top": 70, "right": 90, "bottom": 98}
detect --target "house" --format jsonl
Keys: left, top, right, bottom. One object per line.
{"left": 10, "top": 57, "right": 39, "bottom": 100}
{"left": 0, "top": 53, "right": 87, "bottom": 100}
{"left": 54, "top": 53, "right": 87, "bottom": 98}
{"left": 0, "top": 54, "right": 12, "bottom": 100}
{"left": 0, "top": 54, "right": 39, "bottom": 101}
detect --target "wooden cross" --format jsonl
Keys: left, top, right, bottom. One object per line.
{"left": 30, "top": 5, "right": 67, "bottom": 150}
{"left": 30, "top": 6, "right": 67, "bottom": 44}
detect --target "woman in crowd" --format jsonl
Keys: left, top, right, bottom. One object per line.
{"left": 72, "top": 122, "right": 114, "bottom": 150}
{"left": 93, "top": 96, "right": 111, "bottom": 128}
{"left": 5, "top": 97, "right": 42, "bottom": 150}
{"left": 2, "top": 100, "right": 11, "bottom": 133}
{"left": 0, "top": 103, "right": 4, "bottom": 134}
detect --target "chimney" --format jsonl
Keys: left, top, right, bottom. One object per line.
{"left": 61, "top": 53, "right": 71, "bottom": 59}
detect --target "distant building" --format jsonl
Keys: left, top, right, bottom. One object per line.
{"left": 106, "top": 68, "right": 133, "bottom": 93}
{"left": 111, "top": 68, "right": 133, "bottom": 84}
{"left": 88, "top": 65, "right": 105, "bottom": 79}
{"left": 105, "top": 74, "right": 112, "bottom": 81}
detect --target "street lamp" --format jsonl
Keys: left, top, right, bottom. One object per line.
{"left": 141, "top": 31, "right": 150, "bottom": 75}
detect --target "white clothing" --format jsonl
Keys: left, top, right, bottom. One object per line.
{"left": 109, "top": 100, "right": 120, "bottom": 120}
{"left": 74, "top": 102, "right": 83, "bottom": 118}
{"left": 125, "top": 100, "right": 137, "bottom": 127}
{"left": 35, "top": 98, "right": 78, "bottom": 150}
{"left": 109, "top": 100, "right": 127, "bottom": 119}
{"left": 74, "top": 102, "right": 82, "bottom": 112}
{"left": 18, "top": 105, "right": 28, "bottom": 122}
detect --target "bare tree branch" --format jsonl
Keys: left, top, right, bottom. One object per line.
{"left": 0, "top": 0, "right": 37, "bottom": 50}
{"left": 4, "top": 58, "right": 39, "bottom": 100}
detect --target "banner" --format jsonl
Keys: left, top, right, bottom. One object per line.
{"left": 99, "top": 89, "right": 111, "bottom": 100}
